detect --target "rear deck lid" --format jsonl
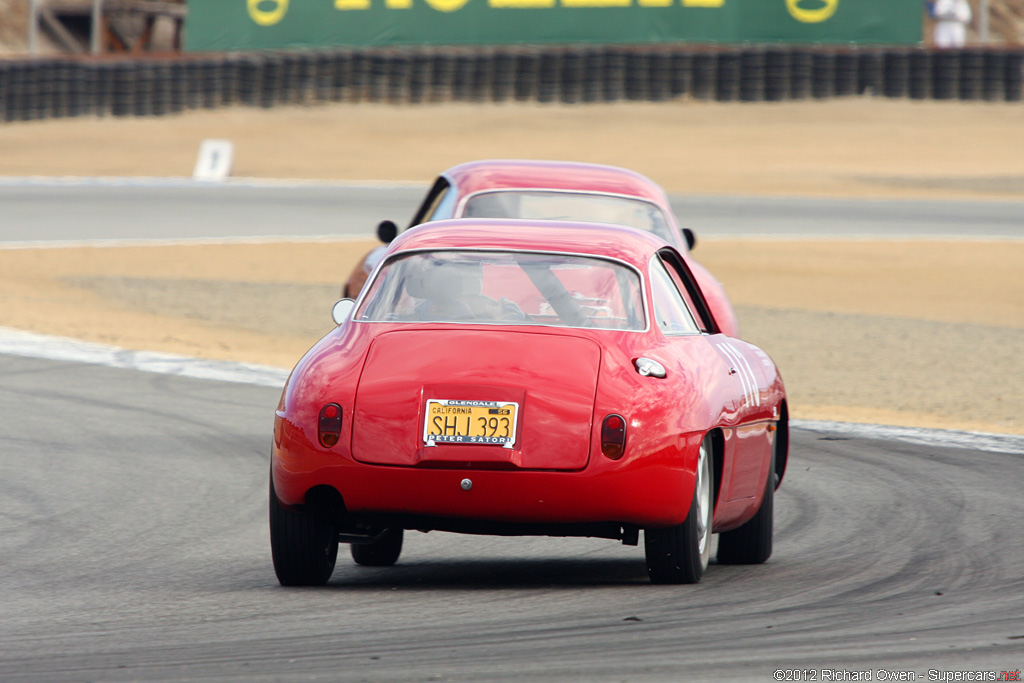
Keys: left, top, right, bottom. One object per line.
{"left": 351, "top": 329, "right": 601, "bottom": 470}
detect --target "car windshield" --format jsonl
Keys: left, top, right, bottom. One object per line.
{"left": 461, "top": 191, "right": 674, "bottom": 244}
{"left": 357, "top": 250, "right": 645, "bottom": 330}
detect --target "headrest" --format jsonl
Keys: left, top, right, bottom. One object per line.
{"left": 406, "top": 261, "right": 466, "bottom": 300}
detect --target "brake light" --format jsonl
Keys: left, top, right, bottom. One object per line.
{"left": 318, "top": 403, "right": 342, "bottom": 448}
{"left": 601, "top": 414, "right": 627, "bottom": 460}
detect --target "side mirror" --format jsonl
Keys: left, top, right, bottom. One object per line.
{"left": 376, "top": 220, "right": 398, "bottom": 244}
{"left": 331, "top": 299, "right": 356, "bottom": 326}
{"left": 682, "top": 228, "right": 697, "bottom": 251}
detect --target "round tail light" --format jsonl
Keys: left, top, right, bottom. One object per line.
{"left": 601, "top": 414, "right": 627, "bottom": 460}
{"left": 318, "top": 403, "right": 343, "bottom": 448}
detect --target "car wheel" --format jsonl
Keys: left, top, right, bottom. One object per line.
{"left": 716, "top": 437, "right": 774, "bottom": 565}
{"left": 351, "top": 528, "right": 404, "bottom": 567}
{"left": 269, "top": 477, "right": 338, "bottom": 586}
{"left": 644, "top": 438, "right": 713, "bottom": 584}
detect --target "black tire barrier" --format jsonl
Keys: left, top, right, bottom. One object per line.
{"left": 471, "top": 51, "right": 493, "bottom": 103}
{"left": 450, "top": 52, "right": 473, "bottom": 102}
{"left": 715, "top": 50, "right": 739, "bottom": 102}
{"left": 3, "top": 46, "right": 1024, "bottom": 126}
{"left": 491, "top": 49, "right": 516, "bottom": 103}
{"left": 1006, "top": 50, "right": 1023, "bottom": 102}
{"left": 65, "top": 61, "right": 88, "bottom": 117}
{"left": 857, "top": 51, "right": 881, "bottom": 95}
{"left": 581, "top": 48, "right": 605, "bottom": 103}
{"left": 764, "top": 49, "right": 790, "bottom": 101}
{"left": 624, "top": 50, "right": 649, "bottom": 101}
{"left": 688, "top": 51, "right": 714, "bottom": 101}
{"left": 1, "top": 62, "right": 17, "bottom": 122}
{"left": 560, "top": 49, "right": 584, "bottom": 104}
{"left": 428, "top": 51, "right": 453, "bottom": 103}
{"left": 908, "top": 49, "right": 932, "bottom": 100}
{"left": 932, "top": 50, "right": 960, "bottom": 100}
{"left": 833, "top": 51, "right": 858, "bottom": 97}
{"left": 811, "top": 51, "right": 835, "bottom": 99}
{"left": 737, "top": 49, "right": 764, "bottom": 102}
{"left": 982, "top": 50, "right": 1006, "bottom": 102}
{"left": 406, "top": 51, "right": 431, "bottom": 104}
{"left": 334, "top": 51, "right": 354, "bottom": 102}
{"left": 882, "top": 51, "right": 909, "bottom": 98}
{"left": 648, "top": 49, "right": 671, "bottom": 102}
{"left": 789, "top": 50, "right": 812, "bottom": 100}
{"left": 386, "top": 52, "right": 412, "bottom": 104}
{"left": 150, "top": 62, "right": 172, "bottom": 116}
{"left": 958, "top": 49, "right": 983, "bottom": 100}
{"left": 259, "top": 55, "right": 281, "bottom": 108}
{"left": 349, "top": 51, "right": 370, "bottom": 103}
{"left": 601, "top": 47, "right": 626, "bottom": 102}
{"left": 536, "top": 50, "right": 560, "bottom": 103}
{"left": 669, "top": 50, "right": 691, "bottom": 99}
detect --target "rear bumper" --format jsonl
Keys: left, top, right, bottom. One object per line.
{"left": 272, "top": 444, "right": 697, "bottom": 529}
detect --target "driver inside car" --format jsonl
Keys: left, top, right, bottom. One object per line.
{"left": 407, "top": 259, "right": 526, "bottom": 322}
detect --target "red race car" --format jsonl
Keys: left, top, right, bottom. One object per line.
{"left": 272, "top": 219, "right": 786, "bottom": 585}
{"left": 344, "top": 159, "right": 740, "bottom": 337}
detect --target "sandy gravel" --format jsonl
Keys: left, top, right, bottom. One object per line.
{"left": 1, "top": 99, "right": 1022, "bottom": 434}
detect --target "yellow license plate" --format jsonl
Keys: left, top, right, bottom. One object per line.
{"left": 423, "top": 399, "right": 520, "bottom": 448}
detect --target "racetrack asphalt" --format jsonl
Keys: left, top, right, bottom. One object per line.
{"left": 2, "top": 353, "right": 1023, "bottom": 681}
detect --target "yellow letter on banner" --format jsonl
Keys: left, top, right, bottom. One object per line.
{"left": 681, "top": 0, "right": 724, "bottom": 6}
{"left": 561, "top": 0, "right": 631, "bottom": 7}
{"left": 490, "top": 0, "right": 556, "bottom": 7}
{"left": 425, "top": 0, "right": 471, "bottom": 11}
{"left": 785, "top": 0, "right": 839, "bottom": 23}
{"left": 336, "top": 0, "right": 371, "bottom": 9}
{"left": 248, "top": 0, "right": 289, "bottom": 25}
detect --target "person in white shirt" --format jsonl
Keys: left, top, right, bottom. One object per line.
{"left": 931, "top": 0, "right": 973, "bottom": 48}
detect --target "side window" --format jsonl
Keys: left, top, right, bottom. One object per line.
{"left": 423, "top": 186, "right": 456, "bottom": 222}
{"left": 409, "top": 178, "right": 455, "bottom": 226}
{"left": 649, "top": 259, "right": 701, "bottom": 335}
{"left": 659, "top": 251, "right": 715, "bottom": 333}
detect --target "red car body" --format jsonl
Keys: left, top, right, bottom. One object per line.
{"left": 274, "top": 220, "right": 786, "bottom": 585}
{"left": 344, "top": 159, "right": 740, "bottom": 337}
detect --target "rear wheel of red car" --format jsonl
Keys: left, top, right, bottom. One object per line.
{"left": 716, "top": 438, "right": 774, "bottom": 565}
{"left": 269, "top": 478, "right": 339, "bottom": 586}
{"left": 644, "top": 438, "right": 713, "bottom": 584}
{"left": 351, "top": 528, "right": 403, "bottom": 567}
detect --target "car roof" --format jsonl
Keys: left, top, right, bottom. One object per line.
{"left": 388, "top": 218, "right": 672, "bottom": 270}
{"left": 442, "top": 160, "right": 671, "bottom": 208}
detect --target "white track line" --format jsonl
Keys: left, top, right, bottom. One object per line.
{"left": 0, "top": 234, "right": 377, "bottom": 250}
{"left": 2, "top": 326, "right": 1022, "bottom": 455}
{"left": 0, "top": 327, "right": 287, "bottom": 388}
{"left": 0, "top": 176, "right": 425, "bottom": 189}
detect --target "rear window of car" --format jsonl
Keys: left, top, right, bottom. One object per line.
{"left": 461, "top": 191, "right": 674, "bottom": 244}
{"left": 357, "top": 250, "right": 645, "bottom": 330}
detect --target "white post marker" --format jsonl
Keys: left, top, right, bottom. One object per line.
{"left": 192, "top": 139, "right": 235, "bottom": 181}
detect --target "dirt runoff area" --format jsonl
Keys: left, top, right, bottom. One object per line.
{"left": 1, "top": 98, "right": 1022, "bottom": 435}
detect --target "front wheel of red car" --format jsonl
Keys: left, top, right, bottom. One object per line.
{"left": 269, "top": 478, "right": 339, "bottom": 586}
{"left": 644, "top": 439, "right": 714, "bottom": 584}
{"left": 351, "top": 528, "right": 403, "bottom": 567}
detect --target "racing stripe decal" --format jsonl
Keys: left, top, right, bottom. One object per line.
{"left": 715, "top": 341, "right": 761, "bottom": 408}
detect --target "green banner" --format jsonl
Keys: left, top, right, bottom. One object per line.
{"left": 186, "top": 0, "right": 921, "bottom": 51}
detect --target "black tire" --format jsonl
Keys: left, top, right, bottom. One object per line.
{"left": 269, "top": 478, "right": 338, "bottom": 586}
{"left": 645, "top": 438, "right": 714, "bottom": 584}
{"left": 351, "top": 528, "right": 403, "bottom": 567}
{"left": 716, "top": 439, "right": 774, "bottom": 565}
